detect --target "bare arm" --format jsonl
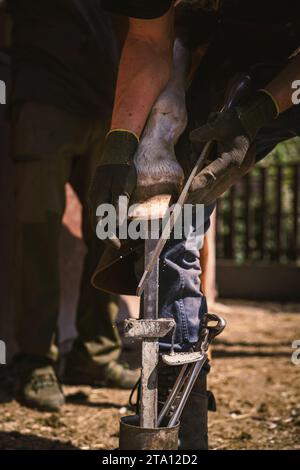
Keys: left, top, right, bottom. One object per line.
{"left": 265, "top": 52, "right": 300, "bottom": 113}
{"left": 110, "top": 8, "right": 174, "bottom": 137}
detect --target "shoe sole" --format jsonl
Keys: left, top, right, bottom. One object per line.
{"left": 16, "top": 394, "right": 65, "bottom": 412}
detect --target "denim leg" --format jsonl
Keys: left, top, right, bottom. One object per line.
{"left": 159, "top": 204, "right": 215, "bottom": 351}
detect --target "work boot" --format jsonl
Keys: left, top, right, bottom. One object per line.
{"left": 104, "top": 360, "right": 140, "bottom": 389}
{"left": 14, "top": 355, "right": 65, "bottom": 412}
{"left": 178, "top": 370, "right": 210, "bottom": 450}
{"left": 62, "top": 351, "right": 140, "bottom": 389}
{"left": 158, "top": 361, "right": 212, "bottom": 450}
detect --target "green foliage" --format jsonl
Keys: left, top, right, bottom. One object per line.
{"left": 258, "top": 137, "right": 300, "bottom": 167}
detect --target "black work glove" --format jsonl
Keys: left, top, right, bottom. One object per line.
{"left": 88, "top": 130, "right": 138, "bottom": 249}
{"left": 187, "top": 90, "right": 278, "bottom": 205}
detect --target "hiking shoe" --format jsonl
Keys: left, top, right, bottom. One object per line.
{"left": 14, "top": 356, "right": 65, "bottom": 412}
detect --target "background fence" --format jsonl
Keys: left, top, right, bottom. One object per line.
{"left": 217, "top": 163, "right": 300, "bottom": 264}
{"left": 216, "top": 140, "right": 300, "bottom": 300}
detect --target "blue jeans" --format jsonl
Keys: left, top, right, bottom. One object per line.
{"left": 158, "top": 204, "right": 215, "bottom": 351}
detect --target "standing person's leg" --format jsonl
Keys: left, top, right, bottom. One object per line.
{"left": 157, "top": 205, "right": 215, "bottom": 450}
{"left": 64, "top": 122, "right": 140, "bottom": 388}
{"left": 12, "top": 103, "right": 73, "bottom": 410}
{"left": 12, "top": 103, "right": 91, "bottom": 411}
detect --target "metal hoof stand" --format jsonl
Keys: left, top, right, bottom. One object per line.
{"left": 118, "top": 230, "right": 226, "bottom": 450}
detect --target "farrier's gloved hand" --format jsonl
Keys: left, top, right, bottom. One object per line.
{"left": 187, "top": 90, "right": 279, "bottom": 205}
{"left": 88, "top": 130, "right": 138, "bottom": 249}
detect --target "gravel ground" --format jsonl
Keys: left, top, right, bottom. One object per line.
{"left": 0, "top": 300, "right": 299, "bottom": 450}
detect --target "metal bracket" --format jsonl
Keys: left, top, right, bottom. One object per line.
{"left": 124, "top": 318, "right": 176, "bottom": 339}
{"left": 161, "top": 350, "right": 207, "bottom": 367}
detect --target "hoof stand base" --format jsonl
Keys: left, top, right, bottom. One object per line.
{"left": 119, "top": 415, "right": 179, "bottom": 450}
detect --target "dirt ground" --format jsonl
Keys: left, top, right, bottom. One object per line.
{"left": 0, "top": 300, "right": 300, "bottom": 450}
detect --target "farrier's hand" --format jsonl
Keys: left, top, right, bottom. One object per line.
{"left": 88, "top": 130, "right": 138, "bottom": 248}
{"left": 187, "top": 90, "right": 278, "bottom": 204}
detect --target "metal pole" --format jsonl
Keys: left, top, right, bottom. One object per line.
{"left": 168, "top": 354, "right": 208, "bottom": 427}
{"left": 140, "top": 233, "right": 160, "bottom": 428}
{"left": 157, "top": 364, "right": 189, "bottom": 427}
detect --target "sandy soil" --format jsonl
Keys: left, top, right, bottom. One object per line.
{"left": 0, "top": 300, "right": 300, "bottom": 450}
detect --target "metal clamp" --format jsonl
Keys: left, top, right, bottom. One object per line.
{"left": 161, "top": 313, "right": 226, "bottom": 366}
{"left": 158, "top": 312, "right": 227, "bottom": 428}
{"left": 201, "top": 312, "right": 227, "bottom": 351}
{"left": 162, "top": 350, "right": 207, "bottom": 366}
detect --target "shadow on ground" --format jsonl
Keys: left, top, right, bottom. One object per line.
{"left": 0, "top": 431, "right": 79, "bottom": 450}
{"left": 65, "top": 391, "right": 128, "bottom": 409}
